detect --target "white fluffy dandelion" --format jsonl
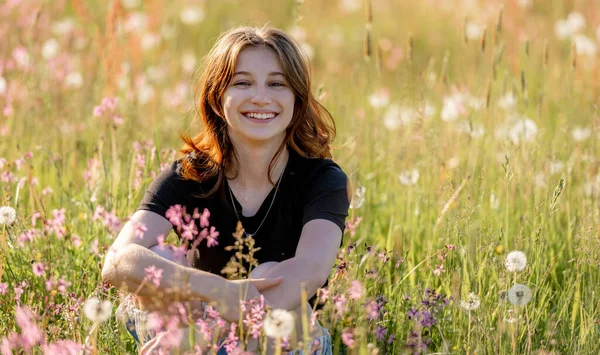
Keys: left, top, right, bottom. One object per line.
{"left": 0, "top": 206, "right": 17, "bottom": 225}
{"left": 505, "top": 250, "right": 527, "bottom": 272}
{"left": 180, "top": 6, "right": 205, "bottom": 25}
{"left": 398, "top": 169, "right": 419, "bottom": 186}
{"left": 82, "top": 297, "right": 112, "bottom": 322}
{"left": 508, "top": 284, "right": 532, "bottom": 306}
{"left": 460, "top": 292, "right": 480, "bottom": 311}
{"left": 349, "top": 186, "right": 366, "bottom": 209}
{"left": 264, "top": 309, "right": 295, "bottom": 338}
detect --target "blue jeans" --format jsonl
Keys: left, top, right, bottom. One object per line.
{"left": 118, "top": 296, "right": 333, "bottom": 355}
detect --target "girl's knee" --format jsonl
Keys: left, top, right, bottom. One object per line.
{"left": 250, "top": 261, "right": 279, "bottom": 278}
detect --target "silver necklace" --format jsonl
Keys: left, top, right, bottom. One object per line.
{"left": 227, "top": 168, "right": 285, "bottom": 238}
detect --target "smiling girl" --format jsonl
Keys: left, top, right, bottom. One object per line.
{"left": 102, "top": 26, "right": 350, "bottom": 354}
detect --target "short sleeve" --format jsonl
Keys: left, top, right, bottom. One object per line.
{"left": 302, "top": 161, "right": 350, "bottom": 233}
{"left": 137, "top": 161, "right": 186, "bottom": 219}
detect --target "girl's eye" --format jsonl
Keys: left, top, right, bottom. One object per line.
{"left": 234, "top": 81, "right": 251, "bottom": 86}
{"left": 270, "top": 82, "right": 285, "bottom": 87}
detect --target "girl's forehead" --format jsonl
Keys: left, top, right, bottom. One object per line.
{"left": 234, "top": 46, "right": 283, "bottom": 73}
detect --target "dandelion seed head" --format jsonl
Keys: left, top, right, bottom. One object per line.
{"left": 0, "top": 206, "right": 17, "bottom": 225}
{"left": 82, "top": 297, "right": 112, "bottom": 323}
{"left": 263, "top": 309, "right": 295, "bottom": 338}
{"left": 460, "top": 292, "right": 480, "bottom": 311}
{"left": 505, "top": 250, "right": 527, "bottom": 272}
{"left": 508, "top": 284, "right": 532, "bottom": 306}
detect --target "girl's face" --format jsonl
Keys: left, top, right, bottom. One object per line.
{"left": 222, "top": 46, "right": 295, "bottom": 146}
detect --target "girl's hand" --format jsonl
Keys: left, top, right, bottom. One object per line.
{"left": 139, "top": 326, "right": 192, "bottom": 355}
{"left": 219, "top": 276, "right": 283, "bottom": 322}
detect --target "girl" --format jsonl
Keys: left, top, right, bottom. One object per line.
{"left": 102, "top": 25, "right": 350, "bottom": 354}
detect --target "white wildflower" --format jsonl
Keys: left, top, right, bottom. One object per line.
{"left": 0, "top": 76, "right": 6, "bottom": 95}
{"left": 52, "top": 18, "right": 75, "bottom": 36}
{"left": 516, "top": 0, "right": 532, "bottom": 9}
{"left": 398, "top": 169, "right": 419, "bottom": 186}
{"left": 369, "top": 89, "right": 389, "bottom": 108}
{"left": 140, "top": 33, "right": 160, "bottom": 51}
{"left": 181, "top": 53, "right": 197, "bottom": 74}
{"left": 42, "top": 39, "right": 60, "bottom": 60}
{"left": 490, "top": 193, "right": 500, "bottom": 210}
{"left": 0, "top": 206, "right": 17, "bottom": 225}
{"left": 441, "top": 96, "right": 462, "bottom": 122}
{"left": 446, "top": 156, "right": 460, "bottom": 169}
{"left": 65, "top": 72, "right": 83, "bottom": 89}
{"left": 497, "top": 92, "right": 516, "bottom": 110}
{"left": 287, "top": 26, "right": 307, "bottom": 41}
{"left": 383, "top": 104, "right": 416, "bottom": 130}
{"left": 349, "top": 186, "right": 366, "bottom": 209}
{"left": 508, "top": 118, "right": 537, "bottom": 144}
{"left": 567, "top": 12, "right": 586, "bottom": 33}
{"left": 180, "top": 6, "right": 205, "bottom": 25}
{"left": 571, "top": 126, "right": 591, "bottom": 142}
{"left": 549, "top": 160, "right": 564, "bottom": 175}
{"left": 300, "top": 42, "right": 314, "bottom": 60}
{"left": 264, "top": 309, "right": 295, "bottom": 338}
{"left": 82, "top": 297, "right": 112, "bottom": 322}
{"left": 465, "top": 22, "right": 483, "bottom": 41}
{"left": 137, "top": 84, "right": 155, "bottom": 105}
{"left": 460, "top": 292, "right": 480, "bottom": 311}
{"left": 339, "top": 0, "right": 361, "bottom": 13}
{"left": 505, "top": 250, "right": 527, "bottom": 272}
{"left": 508, "top": 284, "right": 532, "bottom": 306}
{"left": 573, "top": 35, "right": 597, "bottom": 57}
{"left": 124, "top": 12, "right": 148, "bottom": 33}
{"left": 535, "top": 172, "right": 547, "bottom": 188}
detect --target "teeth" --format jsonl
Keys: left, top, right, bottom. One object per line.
{"left": 245, "top": 112, "right": 276, "bottom": 120}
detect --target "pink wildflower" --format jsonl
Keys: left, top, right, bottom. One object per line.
{"left": 181, "top": 219, "right": 198, "bottom": 241}
{"left": 42, "top": 340, "right": 83, "bottom": 355}
{"left": 144, "top": 265, "right": 163, "bottom": 287}
{"left": 57, "top": 278, "right": 72, "bottom": 294}
{"left": 222, "top": 323, "right": 239, "bottom": 354}
{"left": 165, "top": 204, "right": 184, "bottom": 227}
{"left": 15, "top": 306, "right": 42, "bottom": 350}
{"left": 199, "top": 208, "right": 210, "bottom": 228}
{"left": 334, "top": 294, "right": 348, "bottom": 316}
{"left": 71, "top": 234, "right": 82, "bottom": 247}
{"left": 0, "top": 282, "right": 7, "bottom": 295}
{"left": 32, "top": 262, "right": 45, "bottom": 277}
{"left": 433, "top": 264, "right": 445, "bottom": 276}
{"left": 341, "top": 328, "right": 355, "bottom": 348}
{"left": 90, "top": 238, "right": 99, "bottom": 255}
{"left": 134, "top": 222, "right": 147, "bottom": 239}
{"left": 206, "top": 226, "right": 219, "bottom": 247}
{"left": 349, "top": 280, "right": 364, "bottom": 300}
{"left": 31, "top": 211, "right": 41, "bottom": 226}
{"left": 171, "top": 244, "right": 187, "bottom": 262}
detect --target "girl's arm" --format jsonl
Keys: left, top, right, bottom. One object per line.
{"left": 256, "top": 219, "right": 342, "bottom": 310}
{"left": 101, "top": 210, "right": 282, "bottom": 322}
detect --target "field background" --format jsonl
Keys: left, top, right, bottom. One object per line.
{"left": 1, "top": 0, "right": 600, "bottom": 354}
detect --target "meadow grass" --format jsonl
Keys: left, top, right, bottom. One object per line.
{"left": 0, "top": 0, "right": 599, "bottom": 354}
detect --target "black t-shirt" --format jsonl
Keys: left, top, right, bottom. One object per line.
{"left": 137, "top": 148, "right": 349, "bottom": 287}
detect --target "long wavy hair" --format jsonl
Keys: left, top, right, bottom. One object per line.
{"left": 179, "top": 25, "right": 336, "bottom": 196}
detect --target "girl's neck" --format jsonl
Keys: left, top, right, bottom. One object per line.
{"left": 227, "top": 134, "right": 289, "bottom": 188}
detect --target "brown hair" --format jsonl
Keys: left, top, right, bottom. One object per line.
{"left": 179, "top": 25, "right": 336, "bottom": 196}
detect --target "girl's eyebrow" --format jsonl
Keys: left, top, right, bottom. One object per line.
{"left": 233, "top": 71, "right": 285, "bottom": 77}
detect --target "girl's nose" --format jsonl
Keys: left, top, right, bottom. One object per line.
{"left": 250, "top": 87, "right": 272, "bottom": 106}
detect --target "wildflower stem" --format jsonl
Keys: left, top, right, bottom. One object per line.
{"left": 466, "top": 310, "right": 471, "bottom": 355}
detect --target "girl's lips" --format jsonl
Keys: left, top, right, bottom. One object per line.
{"left": 242, "top": 112, "right": 279, "bottom": 123}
